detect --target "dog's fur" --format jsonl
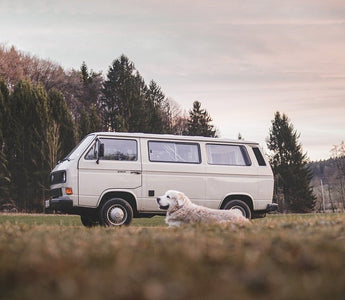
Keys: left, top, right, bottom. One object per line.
{"left": 157, "top": 190, "right": 250, "bottom": 227}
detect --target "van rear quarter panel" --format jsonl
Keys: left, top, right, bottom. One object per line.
{"left": 204, "top": 165, "right": 259, "bottom": 209}
{"left": 204, "top": 144, "right": 273, "bottom": 210}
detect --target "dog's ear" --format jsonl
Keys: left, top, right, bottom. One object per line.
{"left": 176, "top": 192, "right": 186, "bottom": 207}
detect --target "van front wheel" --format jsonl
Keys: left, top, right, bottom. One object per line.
{"left": 100, "top": 198, "right": 133, "bottom": 226}
{"left": 224, "top": 200, "right": 252, "bottom": 219}
{"left": 80, "top": 215, "right": 99, "bottom": 227}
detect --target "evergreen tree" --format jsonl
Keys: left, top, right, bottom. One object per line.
{"left": 0, "top": 80, "right": 11, "bottom": 205}
{"left": 185, "top": 101, "right": 216, "bottom": 137}
{"left": 6, "top": 80, "right": 51, "bottom": 211}
{"left": 48, "top": 89, "right": 76, "bottom": 161}
{"left": 80, "top": 61, "right": 103, "bottom": 110}
{"left": 102, "top": 55, "right": 134, "bottom": 131}
{"left": 101, "top": 55, "right": 177, "bottom": 134}
{"left": 79, "top": 107, "right": 91, "bottom": 139}
{"left": 145, "top": 80, "right": 168, "bottom": 133}
{"left": 267, "top": 111, "right": 316, "bottom": 213}
{"left": 88, "top": 105, "right": 103, "bottom": 133}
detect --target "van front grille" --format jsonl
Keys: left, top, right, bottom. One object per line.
{"left": 50, "top": 188, "right": 62, "bottom": 199}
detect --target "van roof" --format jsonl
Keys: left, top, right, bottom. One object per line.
{"left": 89, "top": 132, "right": 260, "bottom": 146}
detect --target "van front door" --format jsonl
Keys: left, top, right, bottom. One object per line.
{"left": 78, "top": 137, "right": 142, "bottom": 207}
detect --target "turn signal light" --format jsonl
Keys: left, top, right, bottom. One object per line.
{"left": 65, "top": 188, "right": 73, "bottom": 195}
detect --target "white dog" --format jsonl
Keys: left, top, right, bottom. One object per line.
{"left": 157, "top": 190, "right": 250, "bottom": 227}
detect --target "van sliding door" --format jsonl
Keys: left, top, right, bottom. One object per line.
{"left": 140, "top": 140, "right": 206, "bottom": 211}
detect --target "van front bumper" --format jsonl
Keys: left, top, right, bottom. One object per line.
{"left": 45, "top": 197, "right": 73, "bottom": 212}
{"left": 265, "top": 203, "right": 278, "bottom": 213}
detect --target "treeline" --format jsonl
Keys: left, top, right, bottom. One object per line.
{"left": 308, "top": 144, "right": 345, "bottom": 212}
{"left": 0, "top": 45, "right": 216, "bottom": 211}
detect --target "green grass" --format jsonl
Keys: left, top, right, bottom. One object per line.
{"left": 0, "top": 213, "right": 345, "bottom": 299}
{"left": 0, "top": 213, "right": 166, "bottom": 227}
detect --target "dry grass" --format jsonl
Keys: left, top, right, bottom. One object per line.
{"left": 0, "top": 213, "right": 345, "bottom": 299}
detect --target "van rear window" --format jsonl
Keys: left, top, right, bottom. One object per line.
{"left": 206, "top": 144, "right": 251, "bottom": 166}
{"left": 148, "top": 141, "right": 201, "bottom": 164}
{"left": 252, "top": 147, "right": 267, "bottom": 166}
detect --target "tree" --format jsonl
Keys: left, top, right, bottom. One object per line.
{"left": 267, "top": 111, "right": 315, "bottom": 213}
{"left": 0, "top": 45, "right": 103, "bottom": 122}
{"left": 0, "top": 80, "right": 11, "bottom": 205}
{"left": 48, "top": 89, "right": 76, "bottom": 161}
{"left": 166, "top": 98, "right": 188, "bottom": 135}
{"left": 145, "top": 80, "right": 171, "bottom": 133}
{"left": 80, "top": 62, "right": 103, "bottom": 111}
{"left": 78, "top": 105, "right": 103, "bottom": 138}
{"left": 102, "top": 55, "right": 168, "bottom": 133}
{"left": 330, "top": 141, "right": 345, "bottom": 210}
{"left": 5, "top": 80, "right": 51, "bottom": 211}
{"left": 185, "top": 101, "right": 216, "bottom": 137}
{"left": 102, "top": 55, "right": 138, "bottom": 131}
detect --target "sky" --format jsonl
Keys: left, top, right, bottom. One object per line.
{"left": 0, "top": 0, "right": 345, "bottom": 161}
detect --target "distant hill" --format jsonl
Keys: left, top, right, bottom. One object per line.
{"left": 308, "top": 158, "right": 339, "bottom": 187}
{"left": 308, "top": 157, "right": 345, "bottom": 212}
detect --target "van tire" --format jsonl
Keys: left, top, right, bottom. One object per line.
{"left": 223, "top": 200, "right": 252, "bottom": 219}
{"left": 80, "top": 215, "right": 99, "bottom": 227}
{"left": 100, "top": 198, "right": 133, "bottom": 226}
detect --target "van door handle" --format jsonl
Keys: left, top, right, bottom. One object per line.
{"left": 130, "top": 171, "right": 142, "bottom": 174}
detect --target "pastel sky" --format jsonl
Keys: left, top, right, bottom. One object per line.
{"left": 1, "top": 0, "right": 345, "bottom": 160}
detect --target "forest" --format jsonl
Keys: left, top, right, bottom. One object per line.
{"left": 0, "top": 45, "right": 344, "bottom": 213}
{"left": 0, "top": 45, "right": 216, "bottom": 211}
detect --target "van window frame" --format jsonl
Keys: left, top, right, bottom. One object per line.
{"left": 148, "top": 140, "right": 201, "bottom": 164}
{"left": 206, "top": 143, "right": 252, "bottom": 166}
{"left": 84, "top": 138, "right": 138, "bottom": 162}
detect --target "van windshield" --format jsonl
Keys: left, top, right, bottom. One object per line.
{"left": 60, "top": 134, "right": 96, "bottom": 163}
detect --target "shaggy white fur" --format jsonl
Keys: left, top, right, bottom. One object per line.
{"left": 157, "top": 190, "right": 250, "bottom": 227}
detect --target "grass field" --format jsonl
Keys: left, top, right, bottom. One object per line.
{"left": 0, "top": 213, "right": 345, "bottom": 300}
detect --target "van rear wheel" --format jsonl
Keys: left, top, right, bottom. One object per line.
{"left": 100, "top": 198, "right": 133, "bottom": 226}
{"left": 224, "top": 200, "right": 252, "bottom": 219}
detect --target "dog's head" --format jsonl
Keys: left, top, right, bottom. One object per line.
{"left": 157, "top": 190, "right": 187, "bottom": 212}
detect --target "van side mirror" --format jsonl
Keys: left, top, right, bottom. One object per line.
{"left": 96, "top": 143, "right": 104, "bottom": 164}
{"left": 99, "top": 143, "right": 104, "bottom": 158}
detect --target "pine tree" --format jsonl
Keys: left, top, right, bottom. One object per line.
{"left": 80, "top": 61, "right": 103, "bottom": 110}
{"left": 267, "top": 111, "right": 316, "bottom": 213}
{"left": 185, "top": 101, "right": 216, "bottom": 137}
{"left": 102, "top": 55, "right": 136, "bottom": 131}
{"left": 145, "top": 80, "right": 168, "bottom": 133}
{"left": 102, "top": 55, "right": 157, "bottom": 133}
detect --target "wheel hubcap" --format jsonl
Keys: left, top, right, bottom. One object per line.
{"left": 107, "top": 205, "right": 127, "bottom": 225}
{"left": 230, "top": 206, "right": 246, "bottom": 217}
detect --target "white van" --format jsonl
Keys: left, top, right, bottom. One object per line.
{"left": 46, "top": 132, "right": 277, "bottom": 226}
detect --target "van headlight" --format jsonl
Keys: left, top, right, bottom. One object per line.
{"left": 51, "top": 171, "right": 66, "bottom": 184}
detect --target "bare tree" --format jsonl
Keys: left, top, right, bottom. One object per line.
{"left": 167, "top": 98, "right": 188, "bottom": 135}
{"left": 330, "top": 141, "right": 345, "bottom": 210}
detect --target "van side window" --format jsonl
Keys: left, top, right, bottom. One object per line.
{"left": 252, "top": 147, "right": 267, "bottom": 166}
{"left": 85, "top": 139, "right": 137, "bottom": 161}
{"left": 206, "top": 144, "right": 251, "bottom": 166}
{"left": 148, "top": 141, "right": 201, "bottom": 164}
